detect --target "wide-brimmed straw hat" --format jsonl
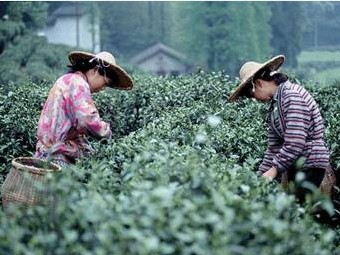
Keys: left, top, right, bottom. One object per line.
{"left": 229, "top": 55, "right": 285, "bottom": 101}
{"left": 69, "top": 51, "right": 133, "bottom": 90}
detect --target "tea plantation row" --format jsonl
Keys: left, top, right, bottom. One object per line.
{"left": 0, "top": 72, "right": 339, "bottom": 254}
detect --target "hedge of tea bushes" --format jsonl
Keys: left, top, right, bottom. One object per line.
{"left": 0, "top": 73, "right": 339, "bottom": 181}
{"left": 0, "top": 137, "right": 337, "bottom": 254}
{"left": 1, "top": 73, "right": 339, "bottom": 171}
{"left": 0, "top": 73, "right": 340, "bottom": 254}
{"left": 0, "top": 72, "right": 240, "bottom": 170}
{"left": 311, "top": 83, "right": 340, "bottom": 169}
{"left": 0, "top": 82, "right": 47, "bottom": 173}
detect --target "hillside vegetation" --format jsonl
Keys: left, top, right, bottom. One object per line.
{"left": 0, "top": 73, "right": 339, "bottom": 254}
{"left": 297, "top": 50, "right": 340, "bottom": 85}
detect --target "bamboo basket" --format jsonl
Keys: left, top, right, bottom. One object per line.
{"left": 1, "top": 157, "right": 61, "bottom": 211}
{"left": 281, "top": 165, "right": 336, "bottom": 196}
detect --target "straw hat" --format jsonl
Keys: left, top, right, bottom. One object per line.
{"left": 229, "top": 55, "right": 285, "bottom": 101}
{"left": 69, "top": 51, "right": 133, "bottom": 90}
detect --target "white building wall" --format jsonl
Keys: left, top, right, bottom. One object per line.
{"left": 91, "top": 21, "right": 101, "bottom": 53}
{"left": 43, "top": 17, "right": 77, "bottom": 46}
{"left": 78, "top": 16, "right": 101, "bottom": 52}
{"left": 42, "top": 15, "right": 100, "bottom": 52}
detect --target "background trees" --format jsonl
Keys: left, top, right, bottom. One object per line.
{"left": 99, "top": 2, "right": 173, "bottom": 60}
{"left": 0, "top": 2, "right": 71, "bottom": 85}
{"left": 99, "top": 2, "right": 272, "bottom": 75}
{"left": 270, "top": 2, "right": 306, "bottom": 68}
{"left": 98, "top": 2, "right": 340, "bottom": 75}
{"left": 0, "top": 2, "right": 47, "bottom": 54}
{"left": 2, "top": 2, "right": 340, "bottom": 81}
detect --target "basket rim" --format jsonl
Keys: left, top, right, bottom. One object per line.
{"left": 12, "top": 157, "right": 62, "bottom": 175}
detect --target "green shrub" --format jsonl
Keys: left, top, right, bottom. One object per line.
{"left": 0, "top": 72, "right": 339, "bottom": 254}
{"left": 0, "top": 34, "right": 71, "bottom": 86}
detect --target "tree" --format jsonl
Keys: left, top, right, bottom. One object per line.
{"left": 0, "top": 2, "right": 69, "bottom": 85}
{"left": 270, "top": 2, "right": 306, "bottom": 68}
{"left": 301, "top": 2, "right": 340, "bottom": 49}
{"left": 170, "top": 2, "right": 272, "bottom": 75}
{"left": 99, "top": 2, "right": 173, "bottom": 59}
{"left": 223, "top": 2, "right": 272, "bottom": 74}
{"left": 0, "top": 2, "right": 47, "bottom": 54}
{"left": 5, "top": 1, "right": 47, "bottom": 29}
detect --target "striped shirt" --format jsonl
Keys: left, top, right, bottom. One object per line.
{"left": 259, "top": 80, "right": 330, "bottom": 174}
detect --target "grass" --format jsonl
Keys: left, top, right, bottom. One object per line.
{"left": 297, "top": 50, "right": 340, "bottom": 86}
{"left": 312, "top": 67, "right": 340, "bottom": 86}
{"left": 298, "top": 50, "right": 340, "bottom": 63}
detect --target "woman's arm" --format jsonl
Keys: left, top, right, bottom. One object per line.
{"left": 69, "top": 77, "right": 112, "bottom": 139}
{"left": 258, "top": 123, "right": 282, "bottom": 175}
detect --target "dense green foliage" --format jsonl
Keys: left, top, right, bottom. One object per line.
{"left": 3, "top": 2, "right": 340, "bottom": 78}
{"left": 0, "top": 2, "right": 73, "bottom": 85}
{"left": 0, "top": 1, "right": 47, "bottom": 54}
{"left": 97, "top": 2, "right": 340, "bottom": 74}
{"left": 168, "top": 2, "right": 272, "bottom": 74}
{"left": 1, "top": 2, "right": 340, "bottom": 253}
{"left": 99, "top": 2, "right": 272, "bottom": 74}
{"left": 0, "top": 73, "right": 339, "bottom": 253}
{"left": 270, "top": 2, "right": 305, "bottom": 68}
{"left": 302, "top": 2, "right": 340, "bottom": 49}
{"left": 0, "top": 35, "right": 72, "bottom": 85}
{"left": 296, "top": 50, "right": 340, "bottom": 85}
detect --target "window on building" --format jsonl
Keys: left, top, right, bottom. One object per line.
{"left": 170, "top": 71, "right": 180, "bottom": 76}
{"left": 157, "top": 70, "right": 166, "bottom": 76}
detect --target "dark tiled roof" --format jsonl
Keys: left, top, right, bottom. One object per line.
{"left": 130, "top": 43, "right": 189, "bottom": 66}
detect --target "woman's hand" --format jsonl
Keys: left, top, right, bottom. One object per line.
{"left": 262, "top": 166, "right": 278, "bottom": 181}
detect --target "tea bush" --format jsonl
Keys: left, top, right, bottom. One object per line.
{"left": 0, "top": 34, "right": 71, "bottom": 85}
{"left": 0, "top": 72, "right": 339, "bottom": 254}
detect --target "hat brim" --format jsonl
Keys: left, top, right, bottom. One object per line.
{"left": 229, "top": 55, "right": 285, "bottom": 102}
{"left": 68, "top": 51, "right": 133, "bottom": 90}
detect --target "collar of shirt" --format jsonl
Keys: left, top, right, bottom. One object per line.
{"left": 268, "top": 86, "right": 280, "bottom": 113}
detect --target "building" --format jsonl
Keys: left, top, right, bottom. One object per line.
{"left": 130, "top": 43, "right": 192, "bottom": 76}
{"left": 39, "top": 3, "right": 100, "bottom": 52}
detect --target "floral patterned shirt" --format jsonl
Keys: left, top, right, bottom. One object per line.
{"left": 35, "top": 71, "right": 112, "bottom": 163}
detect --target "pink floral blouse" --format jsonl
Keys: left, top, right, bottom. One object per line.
{"left": 35, "top": 71, "right": 112, "bottom": 163}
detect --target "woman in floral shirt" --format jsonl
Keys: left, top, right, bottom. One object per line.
{"left": 229, "top": 55, "right": 335, "bottom": 203}
{"left": 35, "top": 51, "right": 133, "bottom": 166}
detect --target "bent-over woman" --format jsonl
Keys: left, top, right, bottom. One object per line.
{"left": 35, "top": 51, "right": 133, "bottom": 166}
{"left": 229, "top": 55, "right": 335, "bottom": 203}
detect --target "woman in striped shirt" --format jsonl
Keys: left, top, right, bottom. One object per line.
{"left": 229, "top": 55, "right": 334, "bottom": 203}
